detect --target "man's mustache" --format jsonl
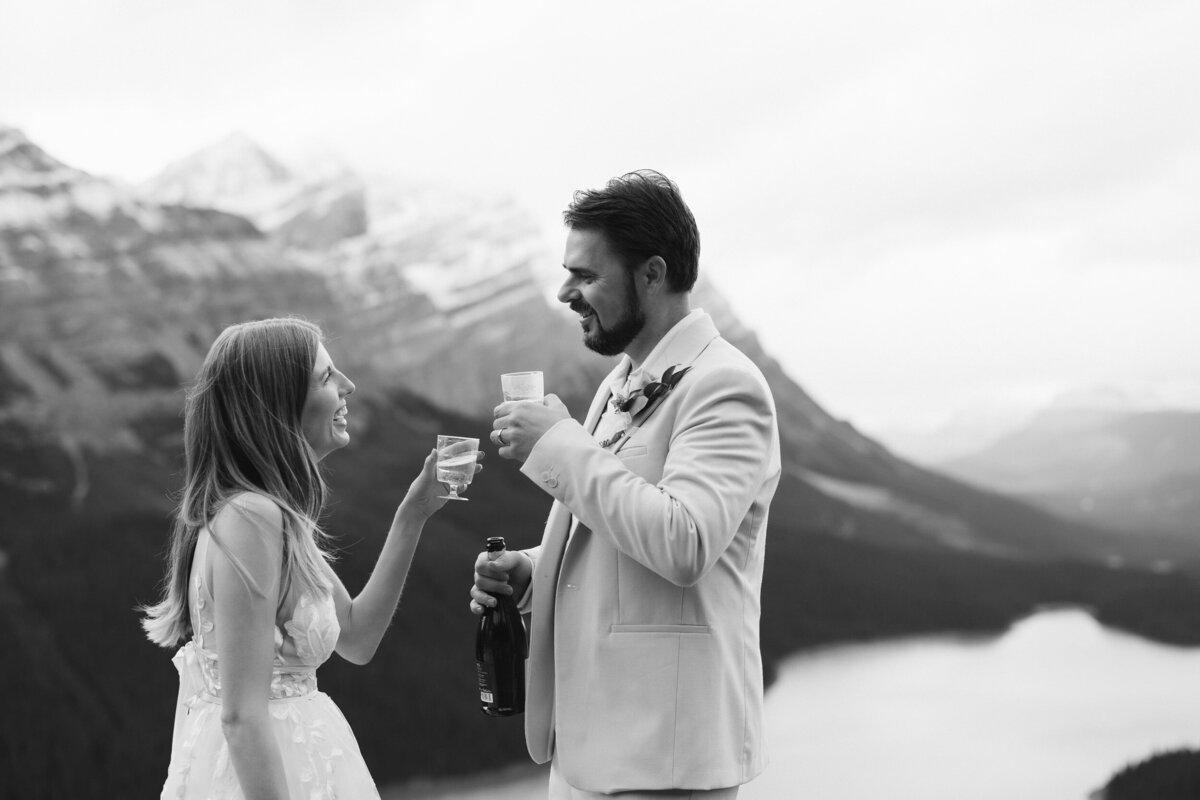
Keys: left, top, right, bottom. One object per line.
{"left": 570, "top": 300, "right": 594, "bottom": 316}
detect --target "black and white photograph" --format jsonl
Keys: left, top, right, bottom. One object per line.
{"left": 2, "top": 2, "right": 1198, "bottom": 798}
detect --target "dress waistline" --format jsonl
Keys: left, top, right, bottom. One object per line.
{"left": 173, "top": 642, "right": 320, "bottom": 705}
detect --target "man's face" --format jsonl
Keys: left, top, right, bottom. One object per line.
{"left": 558, "top": 228, "right": 645, "bottom": 356}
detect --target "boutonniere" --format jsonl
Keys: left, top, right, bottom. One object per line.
{"left": 614, "top": 364, "right": 692, "bottom": 413}
{"left": 598, "top": 364, "right": 693, "bottom": 448}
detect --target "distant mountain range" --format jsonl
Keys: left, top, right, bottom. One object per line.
{"left": 941, "top": 398, "right": 1200, "bottom": 564}
{"left": 3, "top": 124, "right": 1200, "bottom": 797}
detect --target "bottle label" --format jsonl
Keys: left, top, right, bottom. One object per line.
{"left": 480, "top": 690, "right": 493, "bottom": 703}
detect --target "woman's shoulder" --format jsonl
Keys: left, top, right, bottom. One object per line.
{"left": 206, "top": 492, "right": 286, "bottom": 600}
{"left": 212, "top": 491, "right": 285, "bottom": 538}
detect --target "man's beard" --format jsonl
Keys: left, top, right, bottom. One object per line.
{"left": 573, "top": 282, "right": 646, "bottom": 357}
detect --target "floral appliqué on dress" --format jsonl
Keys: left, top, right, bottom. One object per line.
{"left": 159, "top": 537, "right": 379, "bottom": 800}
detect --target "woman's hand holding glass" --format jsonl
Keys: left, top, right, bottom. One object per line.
{"left": 399, "top": 445, "right": 484, "bottom": 519}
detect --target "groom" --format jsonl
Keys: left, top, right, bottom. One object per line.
{"left": 472, "top": 170, "right": 781, "bottom": 799}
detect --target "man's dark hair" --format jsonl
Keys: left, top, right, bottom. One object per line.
{"left": 563, "top": 169, "right": 700, "bottom": 292}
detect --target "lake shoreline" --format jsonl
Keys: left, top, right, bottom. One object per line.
{"left": 384, "top": 606, "right": 1200, "bottom": 800}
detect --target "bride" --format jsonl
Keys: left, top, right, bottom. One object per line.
{"left": 141, "top": 317, "right": 479, "bottom": 799}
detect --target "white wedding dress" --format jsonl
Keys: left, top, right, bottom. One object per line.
{"left": 160, "top": 532, "right": 380, "bottom": 799}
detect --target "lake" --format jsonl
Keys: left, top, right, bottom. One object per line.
{"left": 387, "top": 609, "right": 1200, "bottom": 799}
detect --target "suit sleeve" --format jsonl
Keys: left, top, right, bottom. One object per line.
{"left": 515, "top": 546, "right": 540, "bottom": 613}
{"left": 520, "top": 364, "right": 776, "bottom": 587}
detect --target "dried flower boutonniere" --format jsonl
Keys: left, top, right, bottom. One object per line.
{"left": 598, "top": 364, "right": 693, "bottom": 448}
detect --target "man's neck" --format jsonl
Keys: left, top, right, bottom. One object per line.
{"left": 625, "top": 302, "right": 692, "bottom": 370}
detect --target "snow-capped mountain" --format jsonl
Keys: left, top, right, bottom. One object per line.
{"left": 142, "top": 131, "right": 291, "bottom": 209}
{"left": 0, "top": 124, "right": 89, "bottom": 192}
{"left": 140, "top": 131, "right": 367, "bottom": 247}
{"left": 0, "top": 125, "right": 255, "bottom": 246}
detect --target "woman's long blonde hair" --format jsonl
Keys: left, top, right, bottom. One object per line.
{"left": 141, "top": 317, "right": 335, "bottom": 647}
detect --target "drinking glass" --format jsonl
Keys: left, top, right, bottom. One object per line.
{"left": 501, "top": 371, "right": 544, "bottom": 402}
{"left": 436, "top": 435, "right": 479, "bottom": 501}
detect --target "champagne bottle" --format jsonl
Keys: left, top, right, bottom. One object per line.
{"left": 475, "top": 536, "right": 527, "bottom": 716}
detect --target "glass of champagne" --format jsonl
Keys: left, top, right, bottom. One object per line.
{"left": 501, "top": 371, "right": 544, "bottom": 402}
{"left": 436, "top": 435, "right": 479, "bottom": 501}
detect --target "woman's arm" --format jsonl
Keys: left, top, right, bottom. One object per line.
{"left": 211, "top": 493, "right": 289, "bottom": 800}
{"left": 331, "top": 448, "right": 476, "bottom": 665}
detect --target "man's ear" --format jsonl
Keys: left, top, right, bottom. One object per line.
{"left": 638, "top": 256, "right": 668, "bottom": 295}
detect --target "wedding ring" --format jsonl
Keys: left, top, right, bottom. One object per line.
{"left": 497, "top": 428, "right": 507, "bottom": 446}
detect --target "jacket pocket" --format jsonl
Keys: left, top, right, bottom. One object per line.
{"left": 609, "top": 623, "right": 710, "bottom": 635}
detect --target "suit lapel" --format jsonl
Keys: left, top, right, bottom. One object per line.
{"left": 608, "top": 313, "right": 721, "bottom": 454}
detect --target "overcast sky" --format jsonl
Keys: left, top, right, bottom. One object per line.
{"left": 3, "top": 0, "right": 1197, "bottom": 456}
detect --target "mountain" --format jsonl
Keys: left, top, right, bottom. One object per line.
{"left": 873, "top": 402, "right": 1039, "bottom": 466}
{"left": 141, "top": 131, "right": 368, "bottom": 248}
{"left": 0, "top": 125, "right": 257, "bottom": 249}
{"left": 4, "top": 125, "right": 1200, "bottom": 797}
{"left": 941, "top": 397, "right": 1200, "bottom": 565}
{"left": 876, "top": 384, "right": 1198, "bottom": 467}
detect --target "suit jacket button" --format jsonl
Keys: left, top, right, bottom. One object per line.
{"left": 541, "top": 470, "right": 558, "bottom": 488}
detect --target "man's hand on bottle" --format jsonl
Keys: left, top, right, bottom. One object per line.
{"left": 470, "top": 549, "right": 532, "bottom": 614}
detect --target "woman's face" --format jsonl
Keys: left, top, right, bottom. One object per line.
{"left": 301, "top": 343, "right": 355, "bottom": 460}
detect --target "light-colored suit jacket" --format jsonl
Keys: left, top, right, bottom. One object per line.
{"left": 518, "top": 311, "right": 781, "bottom": 793}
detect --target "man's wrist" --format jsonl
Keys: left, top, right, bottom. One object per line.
{"left": 509, "top": 550, "right": 534, "bottom": 601}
